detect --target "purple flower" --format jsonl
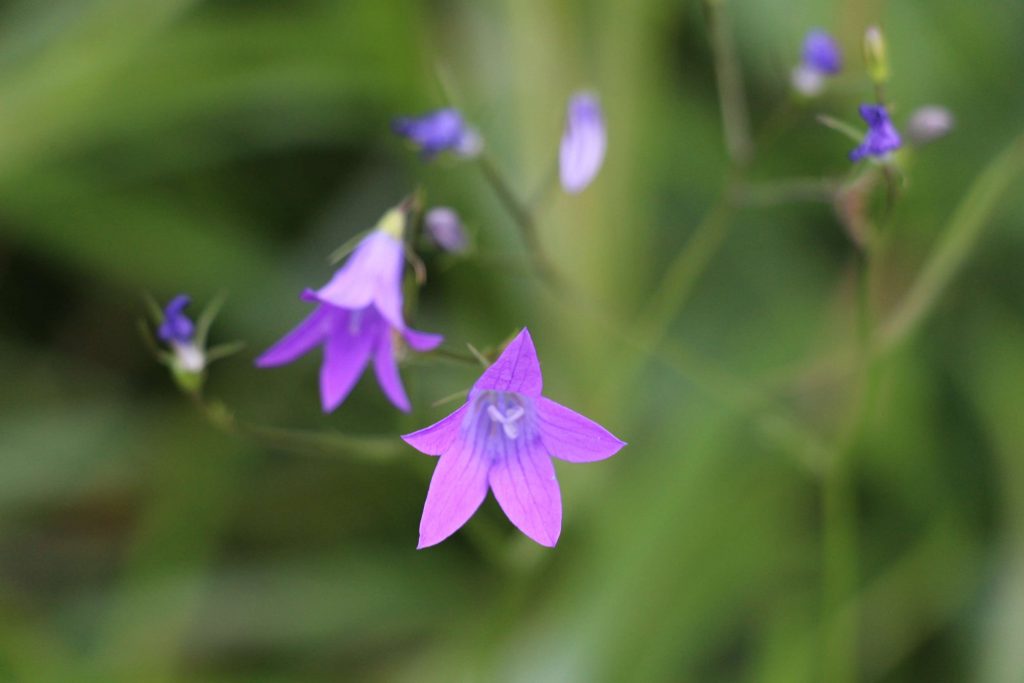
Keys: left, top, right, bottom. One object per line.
{"left": 256, "top": 230, "right": 442, "bottom": 412}
{"left": 424, "top": 207, "right": 468, "bottom": 253}
{"left": 403, "top": 329, "right": 626, "bottom": 548}
{"left": 559, "top": 92, "right": 607, "bottom": 194}
{"left": 392, "top": 108, "right": 481, "bottom": 159}
{"left": 849, "top": 104, "right": 902, "bottom": 162}
{"left": 791, "top": 30, "right": 842, "bottom": 96}
{"left": 157, "top": 294, "right": 195, "bottom": 343}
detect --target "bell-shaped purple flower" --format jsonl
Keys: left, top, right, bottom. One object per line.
{"left": 791, "top": 29, "right": 842, "bottom": 97}
{"left": 403, "top": 329, "right": 626, "bottom": 548}
{"left": 256, "top": 230, "right": 442, "bottom": 412}
{"left": 849, "top": 104, "right": 902, "bottom": 162}
{"left": 559, "top": 92, "right": 607, "bottom": 194}
{"left": 158, "top": 294, "right": 195, "bottom": 344}
{"left": 392, "top": 108, "right": 481, "bottom": 159}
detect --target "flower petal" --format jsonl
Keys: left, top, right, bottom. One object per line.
{"left": 418, "top": 431, "right": 490, "bottom": 548}
{"left": 402, "top": 404, "right": 469, "bottom": 456}
{"left": 489, "top": 436, "right": 561, "bottom": 547}
{"left": 559, "top": 93, "right": 606, "bottom": 194}
{"left": 311, "top": 232, "right": 404, "bottom": 312}
{"left": 402, "top": 327, "right": 444, "bottom": 352}
{"left": 319, "top": 317, "right": 375, "bottom": 412}
{"left": 372, "top": 330, "right": 411, "bottom": 412}
{"left": 536, "top": 397, "right": 626, "bottom": 462}
{"left": 473, "top": 328, "right": 543, "bottom": 396}
{"left": 255, "top": 305, "right": 333, "bottom": 368}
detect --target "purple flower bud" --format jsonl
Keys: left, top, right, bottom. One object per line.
{"left": 802, "top": 30, "right": 842, "bottom": 75}
{"left": 906, "top": 105, "right": 954, "bottom": 145}
{"left": 157, "top": 294, "right": 195, "bottom": 343}
{"left": 392, "top": 108, "right": 481, "bottom": 159}
{"left": 424, "top": 207, "right": 468, "bottom": 253}
{"left": 791, "top": 29, "right": 842, "bottom": 97}
{"left": 849, "top": 104, "right": 902, "bottom": 162}
{"left": 559, "top": 92, "right": 606, "bottom": 194}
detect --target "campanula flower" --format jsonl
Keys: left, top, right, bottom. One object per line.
{"left": 392, "top": 108, "right": 482, "bottom": 159}
{"left": 403, "top": 329, "right": 626, "bottom": 548}
{"left": 790, "top": 29, "right": 842, "bottom": 97}
{"left": 906, "top": 105, "right": 954, "bottom": 145}
{"left": 849, "top": 104, "right": 902, "bottom": 162}
{"left": 424, "top": 207, "right": 468, "bottom": 253}
{"left": 257, "top": 213, "right": 442, "bottom": 412}
{"left": 559, "top": 92, "right": 606, "bottom": 194}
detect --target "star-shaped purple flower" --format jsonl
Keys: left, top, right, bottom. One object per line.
{"left": 559, "top": 92, "right": 607, "bottom": 194}
{"left": 256, "top": 229, "right": 442, "bottom": 412}
{"left": 403, "top": 329, "right": 626, "bottom": 548}
{"left": 849, "top": 104, "right": 902, "bottom": 162}
{"left": 392, "top": 108, "right": 481, "bottom": 159}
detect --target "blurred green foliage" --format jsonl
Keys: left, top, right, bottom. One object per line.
{"left": 0, "top": 0, "right": 1022, "bottom": 681}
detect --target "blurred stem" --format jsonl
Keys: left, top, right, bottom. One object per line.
{"left": 186, "top": 392, "right": 401, "bottom": 462}
{"left": 878, "top": 131, "right": 1024, "bottom": 352}
{"left": 476, "top": 154, "right": 561, "bottom": 287}
{"left": 704, "top": 0, "right": 753, "bottom": 168}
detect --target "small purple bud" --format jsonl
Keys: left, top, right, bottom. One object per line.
{"left": 559, "top": 92, "right": 606, "bottom": 194}
{"left": 392, "top": 108, "right": 481, "bottom": 159}
{"left": 802, "top": 30, "right": 842, "bottom": 75}
{"left": 792, "top": 29, "right": 842, "bottom": 97}
{"left": 157, "top": 294, "right": 195, "bottom": 343}
{"left": 424, "top": 207, "right": 468, "bottom": 253}
{"left": 906, "top": 106, "right": 954, "bottom": 145}
{"left": 849, "top": 104, "right": 902, "bottom": 162}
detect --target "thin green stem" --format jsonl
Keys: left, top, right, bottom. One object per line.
{"left": 704, "top": 0, "right": 754, "bottom": 167}
{"left": 476, "top": 154, "right": 561, "bottom": 287}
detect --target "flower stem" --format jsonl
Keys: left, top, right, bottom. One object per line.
{"left": 187, "top": 392, "right": 401, "bottom": 463}
{"left": 704, "top": 0, "right": 754, "bottom": 168}
{"left": 476, "top": 154, "right": 561, "bottom": 287}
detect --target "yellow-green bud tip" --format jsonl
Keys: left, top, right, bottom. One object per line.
{"left": 862, "top": 26, "right": 889, "bottom": 85}
{"left": 376, "top": 207, "right": 406, "bottom": 240}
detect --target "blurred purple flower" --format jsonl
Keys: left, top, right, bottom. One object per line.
{"left": 403, "top": 329, "right": 626, "bottom": 548}
{"left": 791, "top": 29, "right": 842, "bottom": 96}
{"left": 256, "top": 230, "right": 442, "bottom": 412}
{"left": 560, "top": 92, "right": 606, "bottom": 194}
{"left": 392, "top": 108, "right": 481, "bottom": 159}
{"left": 906, "top": 105, "right": 954, "bottom": 145}
{"left": 424, "top": 207, "right": 468, "bottom": 253}
{"left": 158, "top": 294, "right": 195, "bottom": 344}
{"left": 849, "top": 104, "right": 902, "bottom": 162}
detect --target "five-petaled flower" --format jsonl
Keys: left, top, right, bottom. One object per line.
{"left": 256, "top": 213, "right": 442, "bottom": 412}
{"left": 392, "top": 108, "right": 481, "bottom": 159}
{"left": 791, "top": 29, "right": 842, "bottom": 97}
{"left": 849, "top": 104, "right": 902, "bottom": 162}
{"left": 560, "top": 92, "right": 607, "bottom": 194}
{"left": 403, "top": 328, "right": 626, "bottom": 549}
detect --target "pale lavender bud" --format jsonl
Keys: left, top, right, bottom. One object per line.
{"left": 424, "top": 207, "right": 468, "bottom": 253}
{"left": 560, "top": 92, "right": 606, "bottom": 194}
{"left": 906, "top": 106, "right": 954, "bottom": 145}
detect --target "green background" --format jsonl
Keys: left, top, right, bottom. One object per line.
{"left": 0, "top": 0, "right": 1022, "bottom": 681}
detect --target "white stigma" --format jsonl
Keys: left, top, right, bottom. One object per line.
{"left": 487, "top": 404, "right": 525, "bottom": 439}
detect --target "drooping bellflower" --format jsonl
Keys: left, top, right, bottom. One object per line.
{"left": 849, "top": 104, "right": 902, "bottom": 162}
{"left": 403, "top": 329, "right": 626, "bottom": 548}
{"left": 392, "top": 108, "right": 481, "bottom": 159}
{"left": 256, "top": 216, "right": 442, "bottom": 412}
{"left": 791, "top": 29, "right": 842, "bottom": 97}
{"left": 559, "top": 92, "right": 606, "bottom": 194}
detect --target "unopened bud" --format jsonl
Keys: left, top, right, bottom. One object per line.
{"left": 906, "top": 106, "right": 954, "bottom": 145}
{"left": 862, "top": 26, "right": 889, "bottom": 85}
